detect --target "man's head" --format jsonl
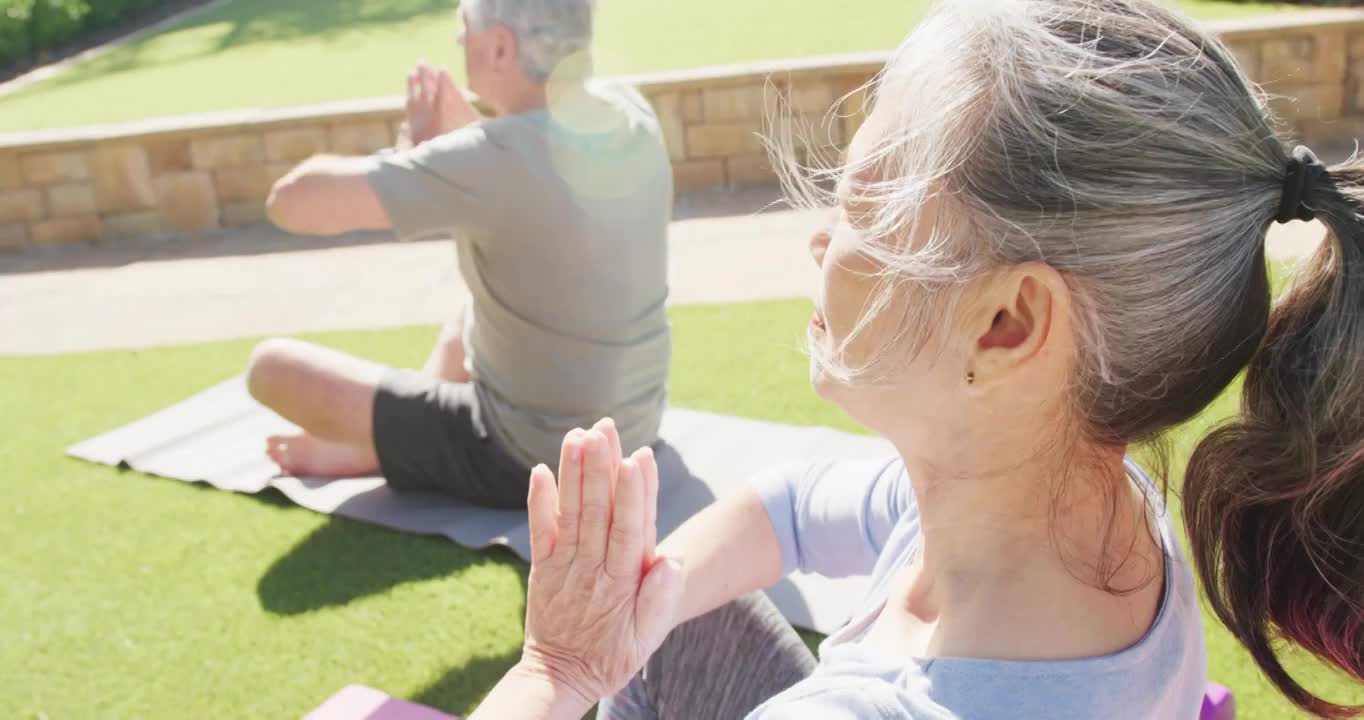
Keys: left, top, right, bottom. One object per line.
{"left": 459, "top": 0, "right": 594, "bottom": 101}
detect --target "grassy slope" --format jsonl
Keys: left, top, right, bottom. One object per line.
{"left": 2, "top": 299, "right": 1362, "bottom": 718}
{"left": 0, "top": 0, "right": 1284, "bottom": 133}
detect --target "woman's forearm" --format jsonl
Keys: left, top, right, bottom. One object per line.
{"left": 660, "top": 486, "right": 785, "bottom": 625}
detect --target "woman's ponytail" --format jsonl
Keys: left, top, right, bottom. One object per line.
{"left": 1184, "top": 148, "right": 1364, "bottom": 718}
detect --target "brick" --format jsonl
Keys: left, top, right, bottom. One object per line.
{"left": 702, "top": 85, "right": 769, "bottom": 123}
{"left": 840, "top": 85, "right": 873, "bottom": 143}
{"left": 214, "top": 166, "right": 273, "bottom": 203}
{"left": 651, "top": 93, "right": 688, "bottom": 162}
{"left": 766, "top": 111, "right": 845, "bottom": 160}
{"left": 682, "top": 91, "right": 704, "bottom": 123}
{"left": 264, "top": 126, "right": 329, "bottom": 163}
{"left": 0, "top": 189, "right": 44, "bottom": 223}
{"left": 101, "top": 211, "right": 164, "bottom": 243}
{"left": 47, "top": 183, "right": 96, "bottom": 217}
{"left": 0, "top": 153, "right": 21, "bottom": 192}
{"left": 1303, "top": 83, "right": 1346, "bottom": 122}
{"left": 1261, "top": 35, "right": 1316, "bottom": 84}
{"left": 221, "top": 201, "right": 269, "bottom": 228}
{"left": 330, "top": 121, "right": 392, "bottom": 155}
{"left": 266, "top": 163, "right": 296, "bottom": 188}
{"left": 1313, "top": 31, "right": 1348, "bottom": 84}
{"left": 31, "top": 215, "right": 100, "bottom": 246}
{"left": 672, "top": 159, "right": 726, "bottom": 191}
{"left": 785, "top": 80, "right": 836, "bottom": 115}
{"left": 1349, "top": 32, "right": 1364, "bottom": 82}
{"left": 685, "top": 122, "right": 763, "bottom": 159}
{"left": 156, "top": 172, "right": 219, "bottom": 233}
{"left": 831, "top": 72, "right": 877, "bottom": 141}
{"left": 92, "top": 144, "right": 156, "bottom": 212}
{"left": 146, "top": 137, "right": 193, "bottom": 173}
{"left": 1270, "top": 84, "right": 1344, "bottom": 126}
{"left": 191, "top": 134, "right": 264, "bottom": 169}
{"left": 1298, "top": 116, "right": 1364, "bottom": 147}
{"left": 1350, "top": 77, "right": 1364, "bottom": 114}
{"left": 727, "top": 152, "right": 779, "bottom": 187}
{"left": 1225, "top": 40, "right": 1262, "bottom": 80}
{"left": 20, "top": 151, "right": 90, "bottom": 186}
{"left": 0, "top": 222, "right": 27, "bottom": 251}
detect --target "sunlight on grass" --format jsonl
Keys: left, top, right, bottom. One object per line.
{"left": 0, "top": 0, "right": 1287, "bottom": 133}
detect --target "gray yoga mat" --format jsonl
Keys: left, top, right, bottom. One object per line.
{"left": 67, "top": 377, "right": 894, "bottom": 633}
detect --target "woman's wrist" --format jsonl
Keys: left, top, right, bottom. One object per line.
{"left": 514, "top": 646, "right": 600, "bottom": 707}
{"left": 468, "top": 653, "right": 597, "bottom": 720}
{"left": 510, "top": 652, "right": 598, "bottom": 717}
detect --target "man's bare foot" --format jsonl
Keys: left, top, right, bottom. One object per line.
{"left": 266, "top": 433, "right": 380, "bottom": 478}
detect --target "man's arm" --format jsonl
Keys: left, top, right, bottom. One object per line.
{"left": 266, "top": 155, "right": 392, "bottom": 237}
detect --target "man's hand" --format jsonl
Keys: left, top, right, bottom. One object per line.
{"left": 405, "top": 61, "right": 481, "bottom": 145}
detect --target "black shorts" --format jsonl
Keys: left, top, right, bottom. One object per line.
{"left": 371, "top": 369, "right": 531, "bottom": 509}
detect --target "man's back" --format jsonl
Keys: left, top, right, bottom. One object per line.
{"left": 370, "top": 81, "right": 673, "bottom": 467}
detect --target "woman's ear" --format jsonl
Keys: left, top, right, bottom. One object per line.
{"left": 966, "top": 264, "right": 1067, "bottom": 386}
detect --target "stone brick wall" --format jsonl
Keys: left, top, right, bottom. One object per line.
{"left": 0, "top": 98, "right": 400, "bottom": 251}
{"left": 625, "top": 53, "right": 881, "bottom": 192}
{"left": 3, "top": 10, "right": 1364, "bottom": 252}
{"left": 1220, "top": 9, "right": 1364, "bottom": 145}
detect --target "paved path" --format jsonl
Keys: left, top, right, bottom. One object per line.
{"left": 0, "top": 189, "right": 1325, "bottom": 355}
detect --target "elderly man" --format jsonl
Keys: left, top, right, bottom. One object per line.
{"left": 246, "top": 0, "right": 672, "bottom": 509}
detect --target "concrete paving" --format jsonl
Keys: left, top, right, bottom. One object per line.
{"left": 0, "top": 188, "right": 1325, "bottom": 355}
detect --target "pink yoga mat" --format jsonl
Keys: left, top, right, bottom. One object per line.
{"left": 307, "top": 685, "right": 458, "bottom": 720}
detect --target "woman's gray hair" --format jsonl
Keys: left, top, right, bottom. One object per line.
{"left": 464, "top": 0, "right": 594, "bottom": 82}
{"left": 787, "top": 0, "right": 1283, "bottom": 441}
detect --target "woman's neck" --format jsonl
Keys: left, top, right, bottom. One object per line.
{"left": 881, "top": 438, "right": 1164, "bottom": 661}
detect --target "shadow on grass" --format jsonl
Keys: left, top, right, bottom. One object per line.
{"left": 255, "top": 511, "right": 526, "bottom": 616}
{"left": 5, "top": 0, "right": 460, "bottom": 101}
{"left": 412, "top": 648, "right": 523, "bottom": 716}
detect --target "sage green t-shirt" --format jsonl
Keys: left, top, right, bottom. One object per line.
{"left": 368, "top": 80, "right": 673, "bottom": 468}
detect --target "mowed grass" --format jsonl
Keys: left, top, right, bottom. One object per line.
{"left": 0, "top": 0, "right": 1289, "bottom": 133}
{"left": 3, "top": 298, "right": 1361, "bottom": 718}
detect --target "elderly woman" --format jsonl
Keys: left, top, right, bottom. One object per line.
{"left": 467, "top": 0, "right": 1364, "bottom": 717}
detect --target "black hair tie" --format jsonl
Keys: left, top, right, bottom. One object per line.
{"left": 1276, "top": 145, "right": 1328, "bottom": 224}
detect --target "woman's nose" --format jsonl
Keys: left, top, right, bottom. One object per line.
{"left": 809, "top": 229, "right": 831, "bottom": 268}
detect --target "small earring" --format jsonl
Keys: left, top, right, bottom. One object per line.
{"left": 966, "top": 371, "right": 976, "bottom": 385}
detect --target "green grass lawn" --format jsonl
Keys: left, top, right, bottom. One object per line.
{"left": 3, "top": 298, "right": 1361, "bottom": 718}
{"left": 0, "top": 0, "right": 1289, "bottom": 133}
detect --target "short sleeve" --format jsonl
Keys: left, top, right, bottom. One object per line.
{"left": 750, "top": 457, "right": 911, "bottom": 579}
{"left": 367, "top": 125, "right": 510, "bottom": 241}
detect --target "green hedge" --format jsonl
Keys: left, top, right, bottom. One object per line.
{"left": 1, "top": 0, "right": 173, "bottom": 68}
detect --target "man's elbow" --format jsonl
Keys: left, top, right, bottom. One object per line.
{"left": 264, "top": 157, "right": 387, "bottom": 237}
{"left": 266, "top": 174, "right": 322, "bottom": 236}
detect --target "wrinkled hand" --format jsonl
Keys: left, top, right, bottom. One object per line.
{"left": 405, "top": 61, "right": 480, "bottom": 145}
{"left": 520, "top": 419, "right": 684, "bottom": 704}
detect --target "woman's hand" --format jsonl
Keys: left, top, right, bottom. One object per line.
{"left": 519, "top": 419, "right": 685, "bottom": 705}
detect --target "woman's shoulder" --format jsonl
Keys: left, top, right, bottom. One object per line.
{"left": 754, "top": 632, "right": 1206, "bottom": 720}
{"left": 747, "top": 670, "right": 955, "bottom": 720}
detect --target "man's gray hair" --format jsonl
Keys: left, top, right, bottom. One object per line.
{"left": 464, "top": 0, "right": 594, "bottom": 82}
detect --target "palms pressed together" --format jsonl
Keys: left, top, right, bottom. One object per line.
{"left": 404, "top": 61, "right": 481, "bottom": 146}
{"left": 519, "top": 420, "right": 684, "bottom": 704}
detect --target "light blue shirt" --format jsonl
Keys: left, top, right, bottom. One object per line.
{"left": 750, "top": 457, "right": 1208, "bottom": 719}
